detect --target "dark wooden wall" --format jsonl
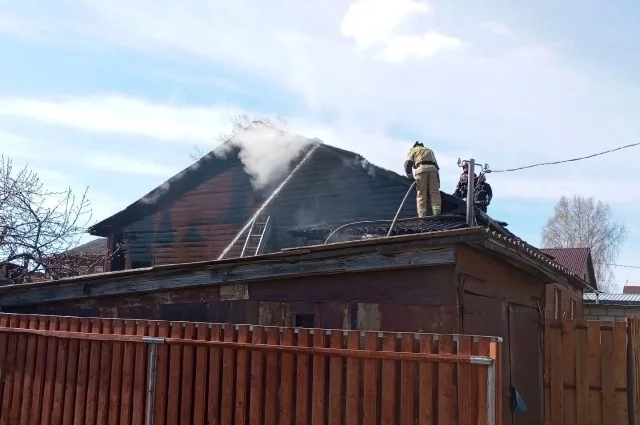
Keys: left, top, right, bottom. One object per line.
{"left": 456, "top": 244, "right": 551, "bottom": 425}
{"left": 119, "top": 165, "right": 257, "bottom": 267}
{"left": 4, "top": 265, "right": 459, "bottom": 334}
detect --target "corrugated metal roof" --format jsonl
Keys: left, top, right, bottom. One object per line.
{"left": 539, "top": 247, "right": 590, "bottom": 278}
{"left": 583, "top": 293, "right": 640, "bottom": 305}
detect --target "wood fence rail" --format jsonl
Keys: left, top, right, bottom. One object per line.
{"left": 0, "top": 313, "right": 502, "bottom": 425}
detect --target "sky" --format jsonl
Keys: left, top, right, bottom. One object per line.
{"left": 1, "top": 0, "right": 639, "bottom": 291}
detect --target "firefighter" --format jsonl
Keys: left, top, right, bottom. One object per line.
{"left": 474, "top": 173, "right": 493, "bottom": 213}
{"left": 453, "top": 163, "right": 477, "bottom": 199}
{"left": 404, "top": 141, "right": 441, "bottom": 217}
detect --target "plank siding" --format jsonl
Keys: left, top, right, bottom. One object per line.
{"left": 122, "top": 165, "right": 257, "bottom": 266}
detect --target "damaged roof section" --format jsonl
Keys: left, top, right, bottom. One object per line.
{"left": 288, "top": 215, "right": 469, "bottom": 240}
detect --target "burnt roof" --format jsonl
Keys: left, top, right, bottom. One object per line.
{"left": 288, "top": 215, "right": 468, "bottom": 240}
{"left": 88, "top": 126, "right": 466, "bottom": 236}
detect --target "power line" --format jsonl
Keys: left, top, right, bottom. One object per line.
{"left": 489, "top": 142, "right": 640, "bottom": 173}
{"left": 607, "top": 263, "right": 640, "bottom": 269}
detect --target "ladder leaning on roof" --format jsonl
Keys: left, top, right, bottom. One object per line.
{"left": 240, "top": 214, "right": 273, "bottom": 257}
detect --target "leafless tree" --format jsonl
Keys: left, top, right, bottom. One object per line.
{"left": 541, "top": 195, "right": 626, "bottom": 292}
{"left": 190, "top": 113, "right": 288, "bottom": 161}
{"left": 0, "top": 156, "right": 101, "bottom": 283}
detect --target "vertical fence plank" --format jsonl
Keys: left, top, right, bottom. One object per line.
{"left": 131, "top": 321, "right": 149, "bottom": 425}
{"left": 39, "top": 317, "right": 59, "bottom": 425}
{"left": 85, "top": 319, "right": 103, "bottom": 425}
{"left": 613, "top": 321, "right": 628, "bottom": 424}
{"left": 0, "top": 314, "right": 9, "bottom": 418}
{"left": 574, "top": 322, "right": 589, "bottom": 425}
{"left": 548, "top": 323, "right": 564, "bottom": 425}
{"left": 363, "top": 332, "right": 378, "bottom": 425}
{"left": 328, "top": 330, "right": 344, "bottom": 425}
{"left": 437, "top": 335, "right": 455, "bottom": 425}
{"left": 18, "top": 316, "right": 38, "bottom": 425}
{"left": 119, "top": 320, "right": 137, "bottom": 425}
{"left": 0, "top": 315, "right": 19, "bottom": 424}
{"left": 193, "top": 323, "right": 209, "bottom": 425}
{"left": 264, "top": 327, "right": 279, "bottom": 425}
{"left": 96, "top": 320, "right": 113, "bottom": 425}
{"left": 311, "top": 329, "right": 327, "bottom": 425}
{"left": 296, "top": 328, "right": 310, "bottom": 425}
{"left": 601, "top": 324, "right": 615, "bottom": 424}
{"left": 249, "top": 326, "right": 264, "bottom": 425}
{"left": 235, "top": 325, "right": 250, "bottom": 425}
{"left": 345, "top": 331, "right": 360, "bottom": 425}
{"left": 418, "top": 334, "right": 434, "bottom": 425}
{"left": 28, "top": 317, "right": 48, "bottom": 425}
{"left": 221, "top": 325, "right": 237, "bottom": 425}
{"left": 400, "top": 334, "right": 415, "bottom": 425}
{"left": 489, "top": 339, "right": 503, "bottom": 425}
{"left": 166, "top": 322, "right": 183, "bottom": 425}
{"left": 207, "top": 324, "right": 223, "bottom": 425}
{"left": 61, "top": 317, "right": 80, "bottom": 425}
{"left": 588, "top": 322, "right": 603, "bottom": 425}
{"left": 154, "top": 321, "right": 170, "bottom": 425}
{"left": 180, "top": 322, "right": 196, "bottom": 425}
{"left": 457, "top": 336, "right": 473, "bottom": 425}
{"left": 73, "top": 318, "right": 92, "bottom": 425}
{"left": 476, "top": 337, "right": 490, "bottom": 425}
{"left": 279, "top": 328, "right": 294, "bottom": 425}
{"left": 630, "top": 318, "right": 640, "bottom": 425}
{"left": 108, "top": 319, "right": 125, "bottom": 425}
{"left": 381, "top": 333, "right": 396, "bottom": 425}
{"left": 562, "top": 322, "right": 576, "bottom": 425}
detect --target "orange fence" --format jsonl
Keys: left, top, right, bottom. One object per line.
{"left": 0, "top": 313, "right": 502, "bottom": 425}
{"left": 545, "top": 320, "right": 631, "bottom": 425}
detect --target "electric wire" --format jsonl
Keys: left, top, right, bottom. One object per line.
{"left": 489, "top": 142, "right": 640, "bottom": 173}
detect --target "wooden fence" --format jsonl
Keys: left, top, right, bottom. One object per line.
{"left": 545, "top": 319, "right": 638, "bottom": 425}
{"left": 0, "top": 313, "right": 502, "bottom": 425}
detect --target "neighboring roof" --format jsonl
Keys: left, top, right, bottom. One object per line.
{"left": 64, "top": 238, "right": 107, "bottom": 257}
{"left": 583, "top": 293, "right": 640, "bottom": 306}
{"left": 623, "top": 285, "right": 640, "bottom": 294}
{"left": 88, "top": 126, "right": 466, "bottom": 236}
{"left": 539, "top": 248, "right": 590, "bottom": 276}
{"left": 539, "top": 247, "right": 597, "bottom": 291}
{"left": 0, "top": 226, "right": 592, "bottom": 307}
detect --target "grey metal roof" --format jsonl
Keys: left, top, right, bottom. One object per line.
{"left": 583, "top": 293, "right": 640, "bottom": 306}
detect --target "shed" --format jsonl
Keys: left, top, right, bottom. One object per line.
{"left": 0, "top": 219, "right": 593, "bottom": 425}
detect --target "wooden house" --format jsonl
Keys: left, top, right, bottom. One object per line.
{"left": 88, "top": 127, "right": 466, "bottom": 271}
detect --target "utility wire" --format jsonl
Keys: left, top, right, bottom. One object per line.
{"left": 489, "top": 142, "right": 640, "bottom": 173}
{"left": 607, "top": 263, "right": 640, "bottom": 269}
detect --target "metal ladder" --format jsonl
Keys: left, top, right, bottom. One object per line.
{"left": 240, "top": 215, "right": 272, "bottom": 257}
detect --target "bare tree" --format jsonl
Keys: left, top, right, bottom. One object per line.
{"left": 541, "top": 195, "right": 626, "bottom": 292}
{"left": 0, "top": 156, "right": 100, "bottom": 283}
{"left": 190, "top": 113, "right": 288, "bottom": 161}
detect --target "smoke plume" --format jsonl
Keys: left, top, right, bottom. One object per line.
{"left": 215, "top": 123, "right": 316, "bottom": 190}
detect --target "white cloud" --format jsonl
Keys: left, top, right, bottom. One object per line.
{"left": 376, "top": 31, "right": 465, "bottom": 62}
{"left": 340, "top": 0, "right": 463, "bottom": 61}
{"left": 478, "top": 21, "right": 511, "bottom": 36}
{"left": 0, "top": 95, "right": 246, "bottom": 143}
{"left": 341, "top": 0, "right": 431, "bottom": 49}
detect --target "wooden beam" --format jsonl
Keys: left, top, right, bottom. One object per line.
{"left": 0, "top": 248, "right": 455, "bottom": 307}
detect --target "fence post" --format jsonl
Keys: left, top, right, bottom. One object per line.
{"left": 471, "top": 355, "right": 497, "bottom": 425}
{"left": 143, "top": 337, "right": 165, "bottom": 425}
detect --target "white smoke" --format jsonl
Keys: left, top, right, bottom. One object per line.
{"left": 214, "top": 123, "right": 317, "bottom": 190}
